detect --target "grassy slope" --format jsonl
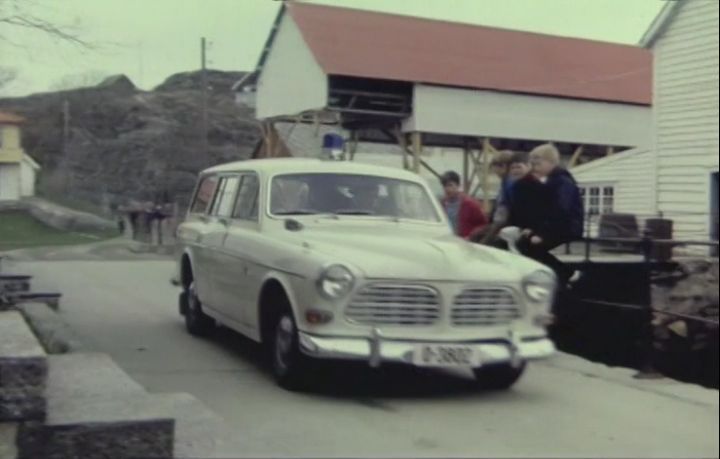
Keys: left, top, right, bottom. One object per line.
{"left": 0, "top": 210, "right": 119, "bottom": 251}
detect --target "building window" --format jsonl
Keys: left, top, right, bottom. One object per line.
{"left": 580, "top": 184, "right": 614, "bottom": 216}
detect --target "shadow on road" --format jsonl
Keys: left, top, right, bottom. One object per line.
{"left": 206, "top": 324, "right": 517, "bottom": 401}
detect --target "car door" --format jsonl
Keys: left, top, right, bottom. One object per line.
{"left": 202, "top": 174, "right": 241, "bottom": 311}
{"left": 217, "top": 172, "right": 261, "bottom": 325}
{"left": 184, "top": 174, "right": 221, "bottom": 304}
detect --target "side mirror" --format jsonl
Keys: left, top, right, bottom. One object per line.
{"left": 285, "top": 219, "right": 303, "bottom": 232}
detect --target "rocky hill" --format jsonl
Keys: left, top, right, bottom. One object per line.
{"left": 0, "top": 70, "right": 260, "bottom": 214}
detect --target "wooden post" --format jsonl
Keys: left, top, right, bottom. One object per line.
{"left": 395, "top": 128, "right": 409, "bottom": 170}
{"left": 267, "top": 122, "right": 275, "bottom": 158}
{"left": 606, "top": 146, "right": 615, "bottom": 156}
{"left": 569, "top": 145, "right": 584, "bottom": 168}
{"left": 411, "top": 131, "right": 422, "bottom": 174}
{"left": 349, "top": 130, "right": 359, "bottom": 161}
{"left": 463, "top": 144, "right": 470, "bottom": 193}
{"left": 481, "top": 138, "right": 492, "bottom": 213}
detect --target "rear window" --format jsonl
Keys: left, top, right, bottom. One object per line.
{"left": 190, "top": 175, "right": 219, "bottom": 214}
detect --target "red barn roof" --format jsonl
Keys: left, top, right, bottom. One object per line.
{"left": 0, "top": 111, "right": 26, "bottom": 125}
{"left": 283, "top": 2, "right": 651, "bottom": 105}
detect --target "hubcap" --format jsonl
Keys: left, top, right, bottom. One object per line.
{"left": 274, "top": 315, "right": 294, "bottom": 373}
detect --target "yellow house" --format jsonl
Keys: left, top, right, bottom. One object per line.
{"left": 0, "top": 111, "right": 40, "bottom": 201}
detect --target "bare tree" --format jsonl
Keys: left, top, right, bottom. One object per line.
{"left": 50, "top": 70, "right": 109, "bottom": 91}
{"left": 0, "top": 0, "right": 91, "bottom": 48}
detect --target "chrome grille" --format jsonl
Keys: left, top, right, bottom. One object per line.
{"left": 346, "top": 284, "right": 440, "bottom": 326}
{"left": 452, "top": 288, "right": 522, "bottom": 326}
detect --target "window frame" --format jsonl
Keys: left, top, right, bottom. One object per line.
{"left": 209, "top": 174, "right": 242, "bottom": 218}
{"left": 189, "top": 173, "right": 221, "bottom": 216}
{"left": 579, "top": 182, "right": 615, "bottom": 217}
{"left": 232, "top": 172, "right": 261, "bottom": 222}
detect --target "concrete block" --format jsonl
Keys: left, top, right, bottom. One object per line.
{"left": 18, "top": 304, "right": 85, "bottom": 354}
{"left": 16, "top": 353, "right": 175, "bottom": 459}
{"left": 45, "top": 353, "right": 145, "bottom": 402}
{"left": 17, "top": 416, "right": 174, "bottom": 459}
{"left": 0, "top": 312, "right": 47, "bottom": 422}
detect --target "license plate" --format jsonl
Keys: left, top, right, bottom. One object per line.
{"left": 412, "top": 344, "right": 479, "bottom": 367}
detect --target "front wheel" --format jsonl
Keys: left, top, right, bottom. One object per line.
{"left": 272, "top": 311, "right": 314, "bottom": 391}
{"left": 472, "top": 362, "right": 526, "bottom": 390}
{"left": 184, "top": 282, "right": 215, "bottom": 337}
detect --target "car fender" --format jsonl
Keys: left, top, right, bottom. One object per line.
{"left": 255, "top": 270, "right": 304, "bottom": 329}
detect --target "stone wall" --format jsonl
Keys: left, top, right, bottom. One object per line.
{"left": 651, "top": 258, "right": 719, "bottom": 387}
{"left": 652, "top": 258, "right": 719, "bottom": 351}
{"left": 22, "top": 197, "right": 117, "bottom": 234}
{"left": 0, "top": 304, "right": 231, "bottom": 458}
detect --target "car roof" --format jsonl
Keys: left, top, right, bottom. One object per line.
{"left": 203, "top": 158, "right": 425, "bottom": 182}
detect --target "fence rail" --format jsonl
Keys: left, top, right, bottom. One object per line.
{"left": 562, "top": 234, "right": 718, "bottom": 377}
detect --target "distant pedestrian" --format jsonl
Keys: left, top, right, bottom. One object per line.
{"left": 440, "top": 171, "right": 487, "bottom": 240}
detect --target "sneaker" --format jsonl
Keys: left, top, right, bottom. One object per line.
{"left": 566, "top": 270, "right": 583, "bottom": 289}
{"left": 569, "top": 270, "right": 582, "bottom": 283}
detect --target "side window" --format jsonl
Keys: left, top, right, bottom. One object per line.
{"left": 210, "top": 176, "right": 241, "bottom": 217}
{"left": 191, "top": 175, "right": 219, "bottom": 214}
{"left": 233, "top": 174, "right": 260, "bottom": 221}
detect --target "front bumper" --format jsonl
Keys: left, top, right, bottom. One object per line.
{"left": 298, "top": 331, "right": 555, "bottom": 368}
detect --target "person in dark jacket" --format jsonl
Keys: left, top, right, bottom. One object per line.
{"left": 440, "top": 171, "right": 488, "bottom": 240}
{"left": 510, "top": 144, "right": 583, "bottom": 285}
{"left": 480, "top": 151, "right": 528, "bottom": 247}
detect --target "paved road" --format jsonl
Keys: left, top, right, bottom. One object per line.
{"left": 13, "top": 259, "right": 720, "bottom": 458}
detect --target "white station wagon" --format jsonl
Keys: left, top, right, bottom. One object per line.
{"left": 173, "top": 158, "right": 556, "bottom": 390}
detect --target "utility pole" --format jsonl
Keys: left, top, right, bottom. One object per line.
{"left": 200, "top": 37, "right": 209, "bottom": 156}
{"left": 62, "top": 100, "right": 71, "bottom": 194}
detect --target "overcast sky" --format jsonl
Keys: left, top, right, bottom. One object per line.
{"left": 1, "top": 0, "right": 664, "bottom": 97}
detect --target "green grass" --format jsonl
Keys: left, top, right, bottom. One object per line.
{"left": 0, "top": 210, "right": 119, "bottom": 251}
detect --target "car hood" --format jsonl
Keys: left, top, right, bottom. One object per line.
{"left": 293, "top": 226, "right": 543, "bottom": 282}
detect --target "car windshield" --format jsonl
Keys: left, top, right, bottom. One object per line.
{"left": 270, "top": 173, "right": 441, "bottom": 222}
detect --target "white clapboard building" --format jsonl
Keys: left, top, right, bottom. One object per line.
{"left": 575, "top": 0, "right": 719, "bottom": 249}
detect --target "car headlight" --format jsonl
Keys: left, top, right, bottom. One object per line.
{"left": 317, "top": 264, "right": 355, "bottom": 299}
{"left": 523, "top": 270, "right": 557, "bottom": 303}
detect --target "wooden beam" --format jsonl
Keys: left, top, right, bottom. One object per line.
{"left": 420, "top": 159, "right": 442, "bottom": 180}
{"left": 462, "top": 140, "right": 485, "bottom": 194}
{"left": 568, "top": 145, "right": 584, "bottom": 168}
{"left": 411, "top": 131, "right": 422, "bottom": 174}
{"left": 481, "top": 138, "right": 492, "bottom": 214}
{"left": 394, "top": 127, "right": 409, "bottom": 170}
{"left": 606, "top": 146, "right": 615, "bottom": 156}
{"left": 348, "top": 130, "right": 359, "bottom": 161}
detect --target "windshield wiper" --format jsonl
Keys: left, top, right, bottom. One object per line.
{"left": 273, "top": 209, "right": 319, "bottom": 215}
{"left": 333, "top": 210, "right": 375, "bottom": 216}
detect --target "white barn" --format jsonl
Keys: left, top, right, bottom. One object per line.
{"left": 240, "top": 1, "right": 653, "bottom": 209}
{"left": 575, "top": 0, "right": 719, "bottom": 248}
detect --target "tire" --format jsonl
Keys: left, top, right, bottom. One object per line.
{"left": 271, "top": 307, "right": 314, "bottom": 391}
{"left": 184, "top": 282, "right": 215, "bottom": 337}
{"left": 179, "top": 290, "right": 189, "bottom": 316}
{"left": 472, "top": 362, "right": 526, "bottom": 390}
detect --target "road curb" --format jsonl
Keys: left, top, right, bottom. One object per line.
{"left": 18, "top": 303, "right": 86, "bottom": 354}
